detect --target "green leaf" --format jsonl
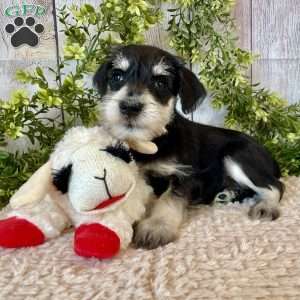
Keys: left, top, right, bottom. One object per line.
{"left": 0, "top": 151, "right": 10, "bottom": 160}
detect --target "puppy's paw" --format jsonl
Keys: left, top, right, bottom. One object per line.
{"left": 248, "top": 202, "right": 280, "bottom": 221}
{"left": 214, "top": 190, "right": 236, "bottom": 204}
{"left": 133, "top": 218, "right": 177, "bottom": 249}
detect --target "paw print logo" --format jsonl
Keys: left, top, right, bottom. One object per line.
{"left": 5, "top": 17, "right": 44, "bottom": 48}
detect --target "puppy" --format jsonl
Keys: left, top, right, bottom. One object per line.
{"left": 93, "top": 45, "right": 284, "bottom": 249}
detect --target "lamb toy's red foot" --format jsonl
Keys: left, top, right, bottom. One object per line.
{"left": 74, "top": 223, "right": 120, "bottom": 259}
{"left": 0, "top": 217, "right": 45, "bottom": 248}
{"left": 0, "top": 217, "right": 121, "bottom": 259}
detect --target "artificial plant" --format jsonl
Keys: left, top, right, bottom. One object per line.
{"left": 0, "top": 0, "right": 299, "bottom": 208}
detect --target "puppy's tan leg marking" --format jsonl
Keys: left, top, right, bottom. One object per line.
{"left": 133, "top": 189, "right": 187, "bottom": 249}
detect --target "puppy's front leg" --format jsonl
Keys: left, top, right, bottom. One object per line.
{"left": 133, "top": 188, "right": 187, "bottom": 249}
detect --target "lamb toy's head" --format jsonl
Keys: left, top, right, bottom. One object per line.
{"left": 51, "top": 126, "right": 139, "bottom": 214}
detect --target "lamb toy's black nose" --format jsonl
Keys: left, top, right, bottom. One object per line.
{"left": 119, "top": 101, "right": 144, "bottom": 118}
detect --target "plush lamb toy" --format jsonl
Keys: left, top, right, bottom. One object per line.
{"left": 0, "top": 126, "right": 154, "bottom": 259}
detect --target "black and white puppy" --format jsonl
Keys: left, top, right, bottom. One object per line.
{"left": 94, "top": 45, "right": 284, "bottom": 249}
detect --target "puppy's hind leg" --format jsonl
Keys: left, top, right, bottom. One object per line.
{"left": 248, "top": 185, "right": 283, "bottom": 220}
{"left": 224, "top": 157, "right": 284, "bottom": 221}
{"left": 133, "top": 188, "right": 187, "bottom": 249}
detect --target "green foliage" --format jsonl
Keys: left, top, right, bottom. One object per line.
{"left": 0, "top": 0, "right": 299, "bottom": 208}
{"left": 167, "top": 0, "right": 300, "bottom": 176}
{"left": 0, "top": 0, "right": 161, "bottom": 207}
{"left": 0, "top": 148, "right": 50, "bottom": 206}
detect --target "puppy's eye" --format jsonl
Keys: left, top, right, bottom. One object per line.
{"left": 101, "top": 143, "right": 132, "bottom": 163}
{"left": 110, "top": 69, "right": 124, "bottom": 83}
{"left": 153, "top": 76, "right": 168, "bottom": 89}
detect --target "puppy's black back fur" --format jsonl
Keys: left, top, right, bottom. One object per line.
{"left": 132, "top": 112, "right": 283, "bottom": 204}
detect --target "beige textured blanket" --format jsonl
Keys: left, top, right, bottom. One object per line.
{"left": 0, "top": 177, "right": 299, "bottom": 300}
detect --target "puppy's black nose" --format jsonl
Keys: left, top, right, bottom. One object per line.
{"left": 119, "top": 101, "right": 144, "bottom": 118}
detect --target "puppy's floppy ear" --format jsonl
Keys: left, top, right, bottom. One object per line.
{"left": 179, "top": 67, "right": 207, "bottom": 114}
{"left": 93, "top": 61, "right": 111, "bottom": 95}
{"left": 52, "top": 164, "right": 72, "bottom": 194}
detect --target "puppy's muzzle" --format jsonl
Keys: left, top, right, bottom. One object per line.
{"left": 119, "top": 101, "right": 144, "bottom": 118}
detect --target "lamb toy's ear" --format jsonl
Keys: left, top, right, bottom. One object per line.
{"left": 126, "top": 127, "right": 166, "bottom": 155}
{"left": 126, "top": 140, "right": 158, "bottom": 155}
{"left": 52, "top": 164, "right": 73, "bottom": 194}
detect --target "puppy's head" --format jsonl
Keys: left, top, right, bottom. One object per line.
{"left": 94, "top": 45, "right": 206, "bottom": 141}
